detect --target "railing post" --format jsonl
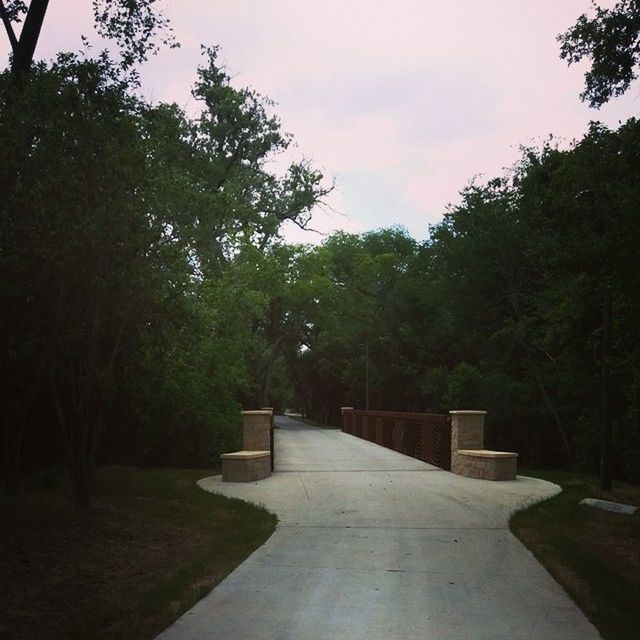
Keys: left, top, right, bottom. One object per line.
{"left": 374, "top": 416, "right": 383, "bottom": 444}
{"left": 341, "top": 407, "right": 354, "bottom": 433}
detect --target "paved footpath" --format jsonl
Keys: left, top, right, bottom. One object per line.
{"left": 157, "top": 416, "right": 601, "bottom": 640}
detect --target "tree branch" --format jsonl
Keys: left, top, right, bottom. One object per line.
{"left": 0, "top": 0, "right": 18, "bottom": 51}
{"left": 12, "top": 0, "right": 49, "bottom": 75}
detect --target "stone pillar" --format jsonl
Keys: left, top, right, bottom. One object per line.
{"left": 340, "top": 407, "right": 354, "bottom": 433}
{"left": 450, "top": 410, "right": 486, "bottom": 475}
{"left": 242, "top": 410, "right": 272, "bottom": 451}
{"left": 450, "top": 410, "right": 486, "bottom": 451}
{"left": 260, "top": 407, "right": 275, "bottom": 428}
{"left": 260, "top": 407, "right": 275, "bottom": 470}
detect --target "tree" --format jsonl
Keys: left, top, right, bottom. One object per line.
{"left": 0, "top": 0, "right": 177, "bottom": 497}
{"left": 559, "top": 0, "right": 640, "bottom": 107}
{"left": 0, "top": 42, "right": 331, "bottom": 502}
{"left": 424, "top": 180, "right": 557, "bottom": 458}
{"left": 0, "top": 54, "right": 169, "bottom": 503}
{"left": 187, "top": 47, "right": 331, "bottom": 276}
{"left": 517, "top": 122, "right": 640, "bottom": 487}
{"left": 0, "top": 0, "right": 175, "bottom": 75}
{"left": 280, "top": 228, "right": 421, "bottom": 422}
{"left": 283, "top": 125, "right": 640, "bottom": 482}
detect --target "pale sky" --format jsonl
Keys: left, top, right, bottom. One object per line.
{"left": 2, "top": 1, "right": 638, "bottom": 242}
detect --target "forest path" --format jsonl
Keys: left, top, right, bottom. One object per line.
{"left": 156, "top": 416, "right": 601, "bottom": 640}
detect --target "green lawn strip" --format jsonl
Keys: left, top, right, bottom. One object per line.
{"left": 1, "top": 466, "right": 277, "bottom": 640}
{"left": 510, "top": 469, "right": 640, "bottom": 640}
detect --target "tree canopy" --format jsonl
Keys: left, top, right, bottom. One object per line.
{"left": 2, "top": 2, "right": 639, "bottom": 506}
{"left": 559, "top": 0, "right": 640, "bottom": 107}
{"left": 0, "top": 35, "right": 329, "bottom": 503}
{"left": 274, "top": 124, "right": 640, "bottom": 482}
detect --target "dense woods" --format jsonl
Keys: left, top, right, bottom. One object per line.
{"left": 0, "top": 39, "right": 328, "bottom": 503}
{"left": 286, "top": 121, "right": 640, "bottom": 484}
{"left": 2, "top": 1, "right": 640, "bottom": 505}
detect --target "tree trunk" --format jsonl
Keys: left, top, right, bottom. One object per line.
{"left": 69, "top": 450, "right": 93, "bottom": 509}
{"left": 50, "top": 374, "right": 97, "bottom": 509}
{"left": 600, "top": 285, "right": 613, "bottom": 491}
{"left": 0, "top": 330, "right": 18, "bottom": 492}
{"left": 1, "top": 343, "right": 42, "bottom": 493}
{"left": 521, "top": 337, "right": 573, "bottom": 465}
{"left": 11, "top": 0, "right": 50, "bottom": 75}
{"left": 1, "top": 421, "right": 20, "bottom": 493}
{"left": 258, "top": 336, "right": 284, "bottom": 408}
{"left": 531, "top": 368, "right": 573, "bottom": 466}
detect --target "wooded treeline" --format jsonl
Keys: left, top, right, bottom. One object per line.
{"left": 278, "top": 120, "right": 640, "bottom": 484}
{"left": 2, "top": 1, "right": 639, "bottom": 504}
{"left": 0, "top": 46, "right": 329, "bottom": 504}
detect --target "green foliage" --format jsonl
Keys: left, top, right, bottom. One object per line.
{"left": 444, "top": 363, "right": 483, "bottom": 409}
{"left": 1, "top": 0, "right": 176, "bottom": 75}
{"left": 273, "top": 121, "right": 640, "bottom": 481}
{"left": 92, "top": 0, "right": 178, "bottom": 68}
{"left": 1, "top": 54, "right": 165, "bottom": 503}
{"left": 1, "top": 44, "right": 329, "bottom": 502}
{"left": 1, "top": 1, "right": 27, "bottom": 23}
{"left": 3, "top": 1, "right": 640, "bottom": 503}
{"left": 559, "top": 0, "right": 640, "bottom": 107}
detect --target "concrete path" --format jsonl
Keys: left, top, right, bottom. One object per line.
{"left": 157, "top": 416, "right": 602, "bottom": 640}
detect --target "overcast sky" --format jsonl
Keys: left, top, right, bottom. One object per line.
{"left": 3, "top": 1, "right": 638, "bottom": 242}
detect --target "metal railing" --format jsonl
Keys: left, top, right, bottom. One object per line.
{"left": 341, "top": 409, "right": 451, "bottom": 470}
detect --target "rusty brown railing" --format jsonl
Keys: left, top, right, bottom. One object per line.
{"left": 341, "top": 409, "right": 451, "bottom": 470}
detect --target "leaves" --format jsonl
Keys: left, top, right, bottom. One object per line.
{"left": 0, "top": 44, "right": 330, "bottom": 500}
{"left": 558, "top": 0, "right": 640, "bottom": 107}
{"left": 92, "top": 0, "right": 178, "bottom": 69}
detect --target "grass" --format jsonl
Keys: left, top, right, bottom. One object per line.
{"left": 0, "top": 466, "right": 277, "bottom": 640}
{"left": 511, "top": 469, "right": 640, "bottom": 640}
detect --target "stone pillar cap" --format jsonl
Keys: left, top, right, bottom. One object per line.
{"left": 449, "top": 410, "right": 487, "bottom": 415}
{"left": 241, "top": 410, "right": 272, "bottom": 415}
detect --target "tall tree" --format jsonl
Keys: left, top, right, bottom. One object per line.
{"left": 1, "top": 54, "right": 162, "bottom": 503}
{"left": 1, "top": 43, "right": 331, "bottom": 502}
{"left": 187, "top": 47, "right": 331, "bottom": 276}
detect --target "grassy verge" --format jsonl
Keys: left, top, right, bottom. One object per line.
{"left": 0, "top": 466, "right": 277, "bottom": 640}
{"left": 510, "top": 469, "right": 640, "bottom": 640}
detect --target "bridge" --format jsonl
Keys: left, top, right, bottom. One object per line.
{"left": 157, "top": 414, "right": 600, "bottom": 640}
